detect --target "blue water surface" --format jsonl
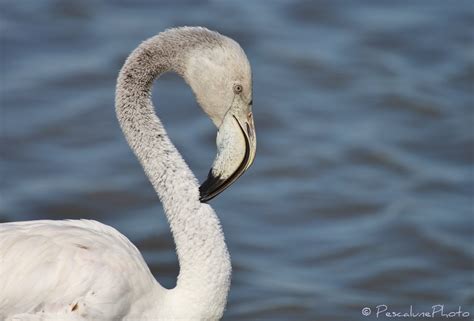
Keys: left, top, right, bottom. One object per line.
{"left": 1, "top": 1, "right": 473, "bottom": 320}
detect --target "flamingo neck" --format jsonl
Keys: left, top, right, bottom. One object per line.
{"left": 115, "top": 30, "right": 231, "bottom": 319}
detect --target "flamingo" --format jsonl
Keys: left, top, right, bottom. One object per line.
{"left": 0, "top": 26, "right": 256, "bottom": 321}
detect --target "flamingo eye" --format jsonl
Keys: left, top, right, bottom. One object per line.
{"left": 233, "top": 84, "right": 243, "bottom": 94}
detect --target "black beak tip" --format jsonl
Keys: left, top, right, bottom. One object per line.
{"left": 199, "top": 171, "right": 225, "bottom": 203}
{"left": 199, "top": 190, "right": 211, "bottom": 203}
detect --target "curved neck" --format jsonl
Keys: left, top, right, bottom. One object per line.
{"left": 115, "top": 31, "right": 230, "bottom": 318}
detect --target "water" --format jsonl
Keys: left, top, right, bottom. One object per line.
{"left": 1, "top": 1, "right": 473, "bottom": 320}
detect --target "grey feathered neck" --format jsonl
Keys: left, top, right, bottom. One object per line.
{"left": 114, "top": 27, "right": 232, "bottom": 320}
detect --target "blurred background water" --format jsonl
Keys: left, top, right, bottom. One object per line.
{"left": 1, "top": 1, "right": 473, "bottom": 320}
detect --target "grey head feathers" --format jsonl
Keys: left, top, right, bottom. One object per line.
{"left": 120, "top": 26, "right": 252, "bottom": 127}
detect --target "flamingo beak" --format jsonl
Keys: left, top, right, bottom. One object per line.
{"left": 200, "top": 108, "right": 256, "bottom": 202}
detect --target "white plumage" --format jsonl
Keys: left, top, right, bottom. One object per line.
{"left": 1, "top": 220, "right": 158, "bottom": 319}
{"left": 0, "top": 27, "right": 255, "bottom": 321}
